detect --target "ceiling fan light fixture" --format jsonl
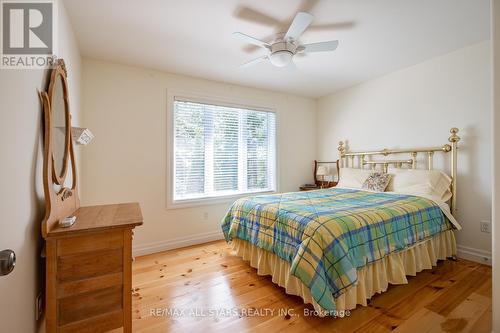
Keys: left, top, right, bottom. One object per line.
{"left": 234, "top": 11, "right": 342, "bottom": 69}
{"left": 269, "top": 50, "right": 293, "bottom": 67}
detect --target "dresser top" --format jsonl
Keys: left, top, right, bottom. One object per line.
{"left": 47, "top": 202, "right": 143, "bottom": 237}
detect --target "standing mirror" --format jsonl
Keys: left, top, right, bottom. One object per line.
{"left": 50, "top": 73, "right": 70, "bottom": 184}
{"left": 41, "top": 59, "right": 80, "bottom": 236}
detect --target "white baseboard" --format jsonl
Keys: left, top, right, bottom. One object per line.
{"left": 456, "top": 244, "right": 492, "bottom": 265}
{"left": 133, "top": 230, "right": 225, "bottom": 257}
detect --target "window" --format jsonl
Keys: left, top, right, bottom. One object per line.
{"left": 172, "top": 98, "right": 276, "bottom": 202}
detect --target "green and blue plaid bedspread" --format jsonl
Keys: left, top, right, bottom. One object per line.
{"left": 221, "top": 188, "right": 453, "bottom": 312}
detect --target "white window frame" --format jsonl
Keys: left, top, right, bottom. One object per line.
{"left": 166, "top": 90, "right": 279, "bottom": 209}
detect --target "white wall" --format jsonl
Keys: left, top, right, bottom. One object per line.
{"left": 80, "top": 59, "right": 317, "bottom": 254}
{"left": 0, "top": 1, "right": 81, "bottom": 332}
{"left": 492, "top": 0, "right": 499, "bottom": 331}
{"left": 317, "top": 41, "right": 492, "bottom": 259}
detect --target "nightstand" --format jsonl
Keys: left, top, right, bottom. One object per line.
{"left": 300, "top": 185, "right": 319, "bottom": 191}
{"left": 300, "top": 183, "right": 337, "bottom": 191}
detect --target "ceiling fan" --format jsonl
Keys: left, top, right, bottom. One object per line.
{"left": 234, "top": 12, "right": 339, "bottom": 68}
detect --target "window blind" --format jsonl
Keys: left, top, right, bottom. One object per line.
{"left": 173, "top": 98, "right": 276, "bottom": 201}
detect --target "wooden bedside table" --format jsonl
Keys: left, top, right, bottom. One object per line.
{"left": 300, "top": 183, "right": 337, "bottom": 191}
{"left": 300, "top": 160, "right": 339, "bottom": 191}
{"left": 300, "top": 185, "right": 320, "bottom": 191}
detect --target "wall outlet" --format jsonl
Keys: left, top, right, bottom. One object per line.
{"left": 35, "top": 292, "right": 43, "bottom": 321}
{"left": 480, "top": 220, "right": 491, "bottom": 234}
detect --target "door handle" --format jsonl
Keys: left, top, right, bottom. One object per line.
{"left": 0, "top": 249, "right": 16, "bottom": 276}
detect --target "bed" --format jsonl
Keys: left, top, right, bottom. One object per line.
{"left": 221, "top": 128, "right": 461, "bottom": 316}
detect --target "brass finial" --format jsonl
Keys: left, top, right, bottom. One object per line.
{"left": 338, "top": 141, "right": 345, "bottom": 156}
{"left": 448, "top": 127, "right": 460, "bottom": 143}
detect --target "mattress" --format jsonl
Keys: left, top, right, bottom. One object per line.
{"left": 221, "top": 187, "right": 458, "bottom": 314}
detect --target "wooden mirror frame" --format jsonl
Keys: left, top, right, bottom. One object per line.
{"left": 47, "top": 62, "right": 71, "bottom": 186}
{"left": 41, "top": 59, "right": 80, "bottom": 237}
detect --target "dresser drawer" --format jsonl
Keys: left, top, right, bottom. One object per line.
{"left": 58, "top": 311, "right": 124, "bottom": 333}
{"left": 57, "top": 231, "right": 123, "bottom": 256}
{"left": 57, "top": 248, "right": 123, "bottom": 282}
{"left": 58, "top": 285, "right": 123, "bottom": 326}
{"left": 58, "top": 272, "right": 123, "bottom": 299}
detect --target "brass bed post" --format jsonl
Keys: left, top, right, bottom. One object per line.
{"left": 411, "top": 152, "right": 417, "bottom": 169}
{"left": 338, "top": 141, "right": 346, "bottom": 168}
{"left": 427, "top": 151, "right": 434, "bottom": 170}
{"left": 448, "top": 128, "right": 460, "bottom": 215}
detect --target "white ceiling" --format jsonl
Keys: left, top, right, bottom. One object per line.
{"left": 64, "top": 0, "right": 490, "bottom": 98}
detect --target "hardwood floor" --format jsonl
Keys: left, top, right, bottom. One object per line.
{"left": 127, "top": 240, "right": 492, "bottom": 333}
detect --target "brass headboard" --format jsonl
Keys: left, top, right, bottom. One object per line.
{"left": 337, "top": 128, "right": 461, "bottom": 215}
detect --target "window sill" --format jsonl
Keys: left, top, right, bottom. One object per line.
{"left": 166, "top": 190, "right": 276, "bottom": 210}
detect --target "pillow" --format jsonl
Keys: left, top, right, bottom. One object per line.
{"left": 386, "top": 169, "right": 452, "bottom": 202}
{"left": 337, "top": 168, "right": 373, "bottom": 189}
{"left": 362, "top": 172, "right": 392, "bottom": 192}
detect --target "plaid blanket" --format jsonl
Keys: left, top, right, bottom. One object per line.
{"left": 221, "top": 188, "right": 453, "bottom": 312}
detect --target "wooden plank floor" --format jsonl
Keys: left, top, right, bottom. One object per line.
{"left": 127, "top": 240, "right": 492, "bottom": 333}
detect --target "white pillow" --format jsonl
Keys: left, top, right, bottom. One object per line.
{"left": 386, "top": 169, "right": 452, "bottom": 202}
{"left": 337, "top": 168, "right": 374, "bottom": 189}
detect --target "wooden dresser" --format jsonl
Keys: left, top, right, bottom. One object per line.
{"left": 45, "top": 203, "right": 143, "bottom": 333}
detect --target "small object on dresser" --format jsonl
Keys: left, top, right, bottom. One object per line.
{"left": 59, "top": 216, "right": 76, "bottom": 228}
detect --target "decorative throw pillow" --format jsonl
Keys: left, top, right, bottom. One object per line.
{"left": 385, "top": 168, "right": 452, "bottom": 201}
{"left": 362, "top": 172, "right": 392, "bottom": 192}
{"left": 337, "top": 168, "right": 373, "bottom": 188}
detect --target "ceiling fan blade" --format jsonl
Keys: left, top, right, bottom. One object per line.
{"left": 285, "top": 12, "right": 314, "bottom": 41}
{"left": 297, "top": 0, "right": 320, "bottom": 14}
{"left": 301, "top": 40, "right": 339, "bottom": 53}
{"left": 308, "top": 21, "right": 355, "bottom": 31}
{"left": 241, "top": 55, "right": 268, "bottom": 68}
{"left": 233, "top": 32, "right": 270, "bottom": 49}
{"left": 234, "top": 6, "right": 280, "bottom": 27}
{"left": 242, "top": 32, "right": 277, "bottom": 53}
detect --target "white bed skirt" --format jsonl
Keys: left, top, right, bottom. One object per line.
{"left": 232, "top": 230, "right": 456, "bottom": 315}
